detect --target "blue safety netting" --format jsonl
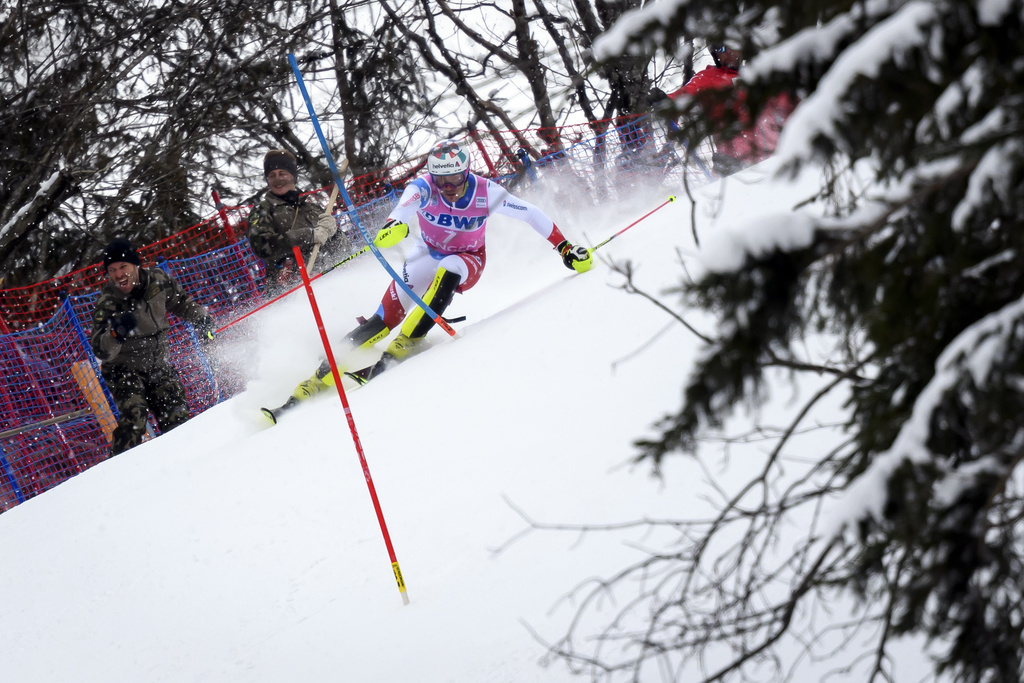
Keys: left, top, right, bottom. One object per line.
{"left": 0, "top": 114, "right": 721, "bottom": 514}
{"left": 0, "top": 244, "right": 269, "bottom": 512}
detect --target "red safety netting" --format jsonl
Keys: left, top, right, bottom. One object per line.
{"left": 0, "top": 290, "right": 229, "bottom": 512}
{"left": 0, "top": 114, "right": 719, "bottom": 515}
{"left": 0, "top": 205, "right": 252, "bottom": 333}
{"left": 1, "top": 416, "right": 110, "bottom": 513}
{"left": 0, "top": 298, "right": 114, "bottom": 511}
{"left": 0, "top": 115, "right": 701, "bottom": 332}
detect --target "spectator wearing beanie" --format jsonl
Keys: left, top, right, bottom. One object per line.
{"left": 90, "top": 237, "right": 216, "bottom": 455}
{"left": 245, "top": 149, "right": 340, "bottom": 293}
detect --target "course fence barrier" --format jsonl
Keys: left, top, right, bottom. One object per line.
{"left": 0, "top": 114, "right": 716, "bottom": 514}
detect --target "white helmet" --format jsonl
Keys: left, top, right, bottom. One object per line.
{"left": 426, "top": 139, "right": 471, "bottom": 176}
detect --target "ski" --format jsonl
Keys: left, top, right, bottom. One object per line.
{"left": 260, "top": 369, "right": 375, "bottom": 424}
{"left": 343, "top": 362, "right": 382, "bottom": 385}
{"left": 260, "top": 322, "right": 453, "bottom": 425}
{"left": 260, "top": 396, "right": 299, "bottom": 424}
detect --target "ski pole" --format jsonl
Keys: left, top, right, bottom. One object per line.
{"left": 320, "top": 245, "right": 369, "bottom": 275}
{"left": 591, "top": 195, "right": 676, "bottom": 252}
{"left": 287, "top": 53, "right": 455, "bottom": 337}
{"left": 292, "top": 245, "right": 410, "bottom": 605}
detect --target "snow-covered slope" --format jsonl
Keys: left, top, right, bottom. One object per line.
{"left": 0, "top": 163, "right": 935, "bottom": 681}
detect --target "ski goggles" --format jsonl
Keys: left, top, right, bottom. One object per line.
{"left": 431, "top": 171, "right": 468, "bottom": 190}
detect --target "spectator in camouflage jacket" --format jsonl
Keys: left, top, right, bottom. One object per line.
{"left": 246, "top": 149, "right": 338, "bottom": 282}
{"left": 90, "top": 238, "right": 215, "bottom": 455}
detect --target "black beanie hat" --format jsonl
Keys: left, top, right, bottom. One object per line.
{"left": 103, "top": 238, "right": 142, "bottom": 269}
{"left": 264, "top": 149, "right": 298, "bottom": 179}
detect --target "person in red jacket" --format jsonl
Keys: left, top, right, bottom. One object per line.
{"left": 669, "top": 44, "right": 743, "bottom": 101}
{"left": 670, "top": 44, "right": 794, "bottom": 176}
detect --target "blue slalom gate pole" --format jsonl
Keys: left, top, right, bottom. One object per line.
{"left": 287, "top": 53, "right": 455, "bottom": 337}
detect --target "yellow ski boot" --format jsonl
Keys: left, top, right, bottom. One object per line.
{"left": 292, "top": 376, "right": 328, "bottom": 400}
{"left": 385, "top": 333, "right": 420, "bottom": 360}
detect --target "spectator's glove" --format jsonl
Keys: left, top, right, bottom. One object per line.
{"left": 110, "top": 312, "right": 137, "bottom": 341}
{"left": 373, "top": 218, "right": 409, "bottom": 248}
{"left": 557, "top": 240, "right": 594, "bottom": 273}
{"left": 313, "top": 213, "right": 338, "bottom": 246}
{"left": 195, "top": 316, "right": 216, "bottom": 342}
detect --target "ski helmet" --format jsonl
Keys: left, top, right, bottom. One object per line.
{"left": 426, "top": 139, "right": 471, "bottom": 176}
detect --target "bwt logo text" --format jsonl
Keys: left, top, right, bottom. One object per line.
{"left": 422, "top": 213, "right": 486, "bottom": 230}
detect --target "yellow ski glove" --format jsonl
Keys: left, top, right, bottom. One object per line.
{"left": 374, "top": 218, "right": 409, "bottom": 248}
{"left": 557, "top": 240, "right": 594, "bottom": 273}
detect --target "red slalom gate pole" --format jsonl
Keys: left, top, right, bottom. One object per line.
{"left": 291, "top": 245, "right": 410, "bottom": 605}
{"left": 210, "top": 189, "right": 237, "bottom": 242}
{"left": 591, "top": 195, "right": 676, "bottom": 252}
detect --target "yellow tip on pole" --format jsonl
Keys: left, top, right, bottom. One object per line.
{"left": 393, "top": 562, "right": 411, "bottom": 605}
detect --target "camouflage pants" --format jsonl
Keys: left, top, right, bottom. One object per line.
{"left": 102, "top": 360, "right": 190, "bottom": 455}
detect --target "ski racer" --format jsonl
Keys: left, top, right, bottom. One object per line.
{"left": 288, "top": 138, "right": 592, "bottom": 400}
